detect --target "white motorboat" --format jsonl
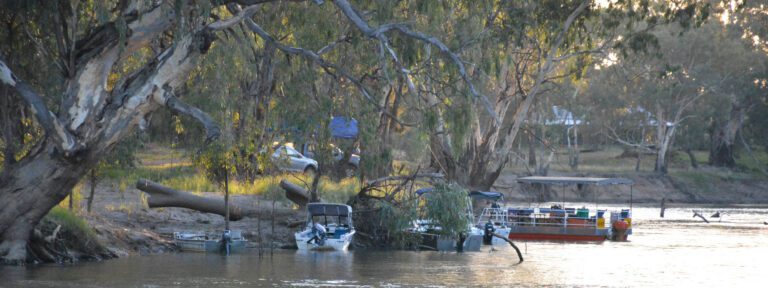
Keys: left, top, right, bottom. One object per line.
{"left": 470, "top": 191, "right": 512, "bottom": 245}
{"left": 295, "top": 203, "right": 355, "bottom": 251}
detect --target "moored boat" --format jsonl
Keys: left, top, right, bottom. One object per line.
{"left": 410, "top": 188, "right": 483, "bottom": 251}
{"left": 507, "top": 176, "right": 634, "bottom": 242}
{"left": 470, "top": 191, "right": 512, "bottom": 245}
{"left": 174, "top": 230, "right": 248, "bottom": 253}
{"left": 295, "top": 203, "right": 356, "bottom": 251}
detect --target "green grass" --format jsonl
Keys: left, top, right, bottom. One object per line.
{"left": 157, "top": 172, "right": 360, "bottom": 203}
{"left": 45, "top": 206, "right": 96, "bottom": 239}
{"left": 503, "top": 145, "right": 766, "bottom": 179}
{"left": 102, "top": 145, "right": 361, "bottom": 203}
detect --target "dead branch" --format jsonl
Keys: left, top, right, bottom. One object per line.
{"left": 492, "top": 232, "right": 523, "bottom": 263}
{"left": 693, "top": 211, "right": 709, "bottom": 223}
{"left": 159, "top": 89, "right": 221, "bottom": 142}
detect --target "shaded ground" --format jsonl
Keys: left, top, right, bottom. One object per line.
{"left": 75, "top": 181, "right": 304, "bottom": 259}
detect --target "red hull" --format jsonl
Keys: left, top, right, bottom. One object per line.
{"left": 507, "top": 233, "right": 606, "bottom": 242}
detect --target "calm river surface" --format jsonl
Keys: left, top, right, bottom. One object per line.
{"left": 1, "top": 204, "right": 767, "bottom": 287}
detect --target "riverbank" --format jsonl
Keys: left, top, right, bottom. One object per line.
{"left": 8, "top": 204, "right": 767, "bottom": 287}
{"left": 48, "top": 145, "right": 768, "bottom": 263}
{"left": 494, "top": 146, "right": 768, "bottom": 204}
{"left": 494, "top": 169, "right": 768, "bottom": 204}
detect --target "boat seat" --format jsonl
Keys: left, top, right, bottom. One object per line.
{"left": 334, "top": 228, "right": 348, "bottom": 238}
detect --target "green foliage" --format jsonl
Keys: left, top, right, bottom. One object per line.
{"left": 192, "top": 142, "right": 234, "bottom": 186}
{"left": 377, "top": 200, "right": 421, "bottom": 249}
{"left": 423, "top": 183, "right": 471, "bottom": 237}
{"left": 45, "top": 206, "right": 96, "bottom": 240}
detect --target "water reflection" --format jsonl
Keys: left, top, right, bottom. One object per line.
{"left": 1, "top": 204, "right": 766, "bottom": 287}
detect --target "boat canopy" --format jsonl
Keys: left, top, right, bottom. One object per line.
{"left": 307, "top": 203, "right": 352, "bottom": 217}
{"left": 517, "top": 176, "right": 634, "bottom": 186}
{"left": 468, "top": 191, "right": 503, "bottom": 201}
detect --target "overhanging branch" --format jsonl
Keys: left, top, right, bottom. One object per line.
{"left": 331, "top": 0, "right": 499, "bottom": 123}
{"left": 242, "top": 17, "right": 416, "bottom": 127}
{"left": 159, "top": 87, "right": 221, "bottom": 143}
{"left": 0, "top": 59, "right": 81, "bottom": 155}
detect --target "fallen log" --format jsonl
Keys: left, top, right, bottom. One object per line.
{"left": 136, "top": 179, "right": 243, "bottom": 221}
{"left": 280, "top": 179, "right": 317, "bottom": 206}
{"left": 136, "top": 179, "right": 295, "bottom": 220}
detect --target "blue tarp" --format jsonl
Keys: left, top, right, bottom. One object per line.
{"left": 415, "top": 187, "right": 434, "bottom": 196}
{"left": 330, "top": 117, "right": 358, "bottom": 139}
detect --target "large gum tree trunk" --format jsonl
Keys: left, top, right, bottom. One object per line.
{"left": 0, "top": 3, "right": 258, "bottom": 264}
{"left": 0, "top": 143, "right": 89, "bottom": 263}
{"left": 709, "top": 102, "right": 748, "bottom": 168}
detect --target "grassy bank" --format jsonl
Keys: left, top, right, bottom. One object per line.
{"left": 99, "top": 145, "right": 360, "bottom": 204}
{"left": 502, "top": 146, "right": 767, "bottom": 179}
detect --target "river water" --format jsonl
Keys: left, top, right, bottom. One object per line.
{"left": 1, "top": 204, "right": 767, "bottom": 287}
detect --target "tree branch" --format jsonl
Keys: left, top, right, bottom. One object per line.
{"left": 242, "top": 17, "right": 416, "bottom": 127}
{"left": 158, "top": 87, "right": 221, "bottom": 143}
{"left": 331, "top": 0, "right": 499, "bottom": 123}
{"left": 603, "top": 124, "right": 656, "bottom": 152}
{"left": 206, "top": 4, "right": 260, "bottom": 31}
{"left": 0, "top": 59, "right": 81, "bottom": 155}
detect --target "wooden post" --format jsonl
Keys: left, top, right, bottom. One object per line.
{"left": 224, "top": 168, "right": 230, "bottom": 231}
{"left": 87, "top": 169, "right": 96, "bottom": 213}
{"left": 660, "top": 198, "right": 666, "bottom": 218}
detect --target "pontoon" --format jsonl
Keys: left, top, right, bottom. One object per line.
{"left": 508, "top": 176, "right": 634, "bottom": 242}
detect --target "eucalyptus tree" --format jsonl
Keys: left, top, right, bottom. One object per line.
{"left": 414, "top": 0, "right": 714, "bottom": 188}
{"left": 0, "top": 0, "right": 491, "bottom": 264}
{"left": 0, "top": 0, "right": 725, "bottom": 263}
{"left": 708, "top": 1, "right": 768, "bottom": 167}
{"left": 591, "top": 16, "right": 764, "bottom": 173}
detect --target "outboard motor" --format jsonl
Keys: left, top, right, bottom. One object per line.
{"left": 221, "top": 230, "right": 232, "bottom": 255}
{"left": 307, "top": 222, "right": 327, "bottom": 246}
{"left": 483, "top": 220, "right": 495, "bottom": 245}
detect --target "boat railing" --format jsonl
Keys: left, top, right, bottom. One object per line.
{"left": 476, "top": 207, "right": 510, "bottom": 227}
{"left": 505, "top": 208, "right": 631, "bottom": 230}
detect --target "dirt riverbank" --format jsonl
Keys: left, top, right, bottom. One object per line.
{"left": 72, "top": 182, "right": 304, "bottom": 260}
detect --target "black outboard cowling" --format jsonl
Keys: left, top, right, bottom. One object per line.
{"left": 483, "top": 221, "right": 495, "bottom": 245}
